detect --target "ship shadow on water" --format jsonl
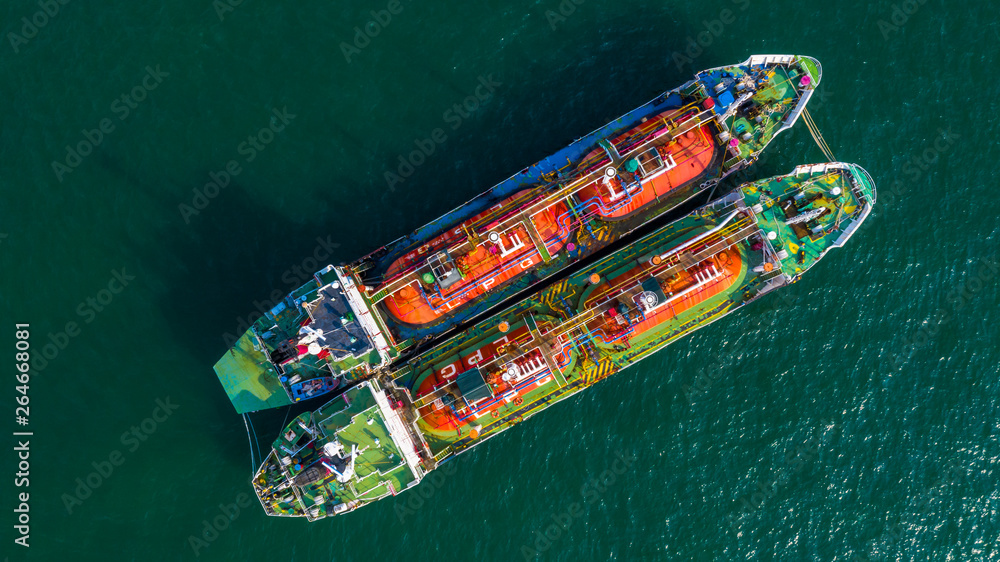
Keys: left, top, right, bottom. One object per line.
{"left": 435, "top": 20, "right": 715, "bottom": 198}
{"left": 125, "top": 171, "right": 363, "bottom": 453}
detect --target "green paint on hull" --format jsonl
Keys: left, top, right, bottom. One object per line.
{"left": 213, "top": 331, "right": 291, "bottom": 414}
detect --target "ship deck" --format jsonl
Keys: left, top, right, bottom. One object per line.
{"left": 253, "top": 383, "right": 419, "bottom": 519}
{"left": 742, "top": 162, "right": 875, "bottom": 278}
{"left": 392, "top": 163, "right": 871, "bottom": 464}
{"left": 312, "top": 384, "right": 417, "bottom": 512}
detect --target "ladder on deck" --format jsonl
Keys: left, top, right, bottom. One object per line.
{"left": 521, "top": 214, "right": 552, "bottom": 263}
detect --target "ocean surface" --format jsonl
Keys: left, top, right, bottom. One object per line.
{"left": 1, "top": 1, "right": 998, "bottom": 560}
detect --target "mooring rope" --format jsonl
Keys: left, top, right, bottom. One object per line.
{"left": 248, "top": 413, "right": 263, "bottom": 469}
{"left": 802, "top": 108, "right": 836, "bottom": 161}
{"left": 242, "top": 414, "right": 255, "bottom": 471}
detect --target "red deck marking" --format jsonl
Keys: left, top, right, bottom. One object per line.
{"left": 413, "top": 326, "right": 533, "bottom": 431}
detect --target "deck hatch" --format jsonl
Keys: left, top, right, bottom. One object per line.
{"left": 636, "top": 147, "right": 677, "bottom": 177}
{"left": 428, "top": 250, "right": 463, "bottom": 290}
{"left": 456, "top": 367, "right": 493, "bottom": 404}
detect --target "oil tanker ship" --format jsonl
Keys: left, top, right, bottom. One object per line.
{"left": 251, "top": 162, "right": 876, "bottom": 520}
{"left": 215, "top": 55, "right": 822, "bottom": 414}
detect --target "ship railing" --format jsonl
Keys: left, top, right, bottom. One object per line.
{"left": 748, "top": 54, "right": 796, "bottom": 66}
{"left": 554, "top": 126, "right": 717, "bottom": 231}
{"left": 372, "top": 200, "right": 569, "bottom": 301}
{"left": 385, "top": 381, "right": 437, "bottom": 468}
{"left": 760, "top": 234, "right": 783, "bottom": 273}
{"left": 489, "top": 104, "right": 715, "bottom": 223}
{"left": 571, "top": 99, "right": 705, "bottom": 176}
{"left": 831, "top": 210, "right": 870, "bottom": 249}
{"left": 371, "top": 380, "right": 424, "bottom": 481}
{"left": 408, "top": 335, "right": 556, "bottom": 420}
{"left": 748, "top": 272, "right": 788, "bottom": 301}
{"left": 614, "top": 104, "right": 704, "bottom": 157}
{"left": 621, "top": 299, "right": 734, "bottom": 365}
{"left": 768, "top": 60, "right": 813, "bottom": 139}
{"left": 741, "top": 198, "right": 782, "bottom": 270}
{"left": 411, "top": 384, "right": 453, "bottom": 410}
{"left": 725, "top": 61, "right": 811, "bottom": 168}
{"left": 334, "top": 268, "right": 394, "bottom": 365}
{"left": 283, "top": 471, "right": 308, "bottom": 520}
{"left": 435, "top": 361, "right": 590, "bottom": 460}
{"left": 343, "top": 457, "right": 413, "bottom": 504}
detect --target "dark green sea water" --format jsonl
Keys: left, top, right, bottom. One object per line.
{"left": 2, "top": 1, "right": 998, "bottom": 560}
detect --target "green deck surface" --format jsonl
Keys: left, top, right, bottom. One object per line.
{"left": 741, "top": 163, "right": 872, "bottom": 278}
{"left": 723, "top": 59, "right": 817, "bottom": 163}
{"left": 255, "top": 382, "right": 418, "bottom": 519}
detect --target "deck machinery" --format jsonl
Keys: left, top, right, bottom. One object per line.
{"left": 252, "top": 163, "right": 876, "bottom": 520}
{"left": 214, "top": 55, "right": 823, "bottom": 414}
